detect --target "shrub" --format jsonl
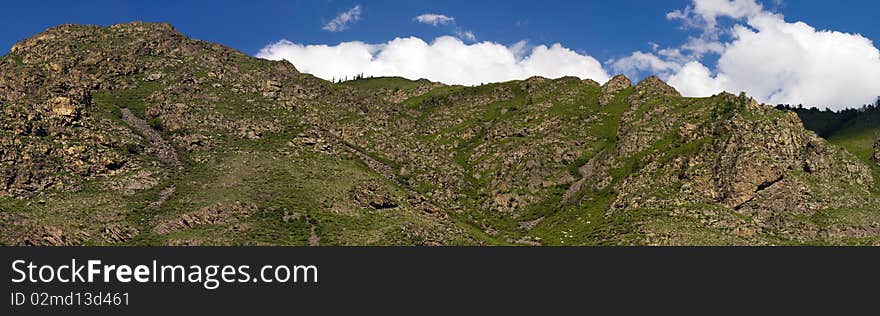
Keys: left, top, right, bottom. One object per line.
{"left": 125, "top": 143, "right": 142, "bottom": 155}
{"left": 148, "top": 118, "right": 165, "bottom": 131}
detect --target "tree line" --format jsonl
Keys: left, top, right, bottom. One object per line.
{"left": 775, "top": 96, "right": 880, "bottom": 138}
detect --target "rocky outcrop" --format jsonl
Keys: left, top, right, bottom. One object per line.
{"left": 353, "top": 180, "right": 399, "bottom": 210}
{"left": 630, "top": 76, "right": 681, "bottom": 102}
{"left": 611, "top": 92, "right": 874, "bottom": 218}
{"left": 261, "top": 79, "right": 283, "bottom": 98}
{"left": 47, "top": 96, "right": 82, "bottom": 118}
{"left": 152, "top": 202, "right": 256, "bottom": 235}
{"left": 582, "top": 78, "right": 600, "bottom": 86}
{"left": 710, "top": 112, "right": 873, "bottom": 209}
{"left": 102, "top": 224, "right": 139, "bottom": 243}
{"left": 21, "top": 225, "right": 84, "bottom": 246}
{"left": 599, "top": 75, "right": 631, "bottom": 105}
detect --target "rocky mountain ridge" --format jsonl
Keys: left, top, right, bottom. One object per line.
{"left": 1, "top": 22, "right": 878, "bottom": 246}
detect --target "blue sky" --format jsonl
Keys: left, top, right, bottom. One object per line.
{"left": 3, "top": 0, "right": 880, "bottom": 108}
{"left": 2, "top": 1, "right": 876, "bottom": 60}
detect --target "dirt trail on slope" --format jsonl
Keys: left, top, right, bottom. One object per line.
{"left": 121, "top": 108, "right": 181, "bottom": 168}
{"left": 326, "top": 134, "right": 449, "bottom": 218}
{"left": 340, "top": 143, "right": 397, "bottom": 181}
{"left": 148, "top": 185, "right": 176, "bottom": 210}
{"left": 308, "top": 223, "right": 320, "bottom": 246}
{"left": 121, "top": 108, "right": 181, "bottom": 212}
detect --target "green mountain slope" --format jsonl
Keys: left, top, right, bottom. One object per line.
{"left": 1, "top": 23, "right": 878, "bottom": 246}
{"left": 788, "top": 107, "right": 880, "bottom": 192}
{"left": 827, "top": 111, "right": 880, "bottom": 164}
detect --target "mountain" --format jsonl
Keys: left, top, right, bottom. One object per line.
{"left": 784, "top": 106, "right": 880, "bottom": 169}
{"left": 1, "top": 22, "right": 878, "bottom": 246}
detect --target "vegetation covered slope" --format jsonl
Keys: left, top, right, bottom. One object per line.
{"left": 1, "top": 23, "right": 878, "bottom": 246}
{"left": 0, "top": 23, "right": 468, "bottom": 246}
{"left": 786, "top": 106, "right": 880, "bottom": 193}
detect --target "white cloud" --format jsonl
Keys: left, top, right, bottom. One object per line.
{"left": 633, "top": 0, "right": 880, "bottom": 109}
{"left": 415, "top": 14, "right": 455, "bottom": 26}
{"left": 455, "top": 29, "right": 476, "bottom": 41}
{"left": 323, "top": 5, "right": 362, "bottom": 32}
{"left": 701, "top": 12, "right": 880, "bottom": 108}
{"left": 256, "top": 36, "right": 610, "bottom": 86}
{"left": 679, "top": 36, "right": 725, "bottom": 57}
{"left": 667, "top": 0, "right": 764, "bottom": 33}
{"left": 610, "top": 51, "right": 682, "bottom": 79}
{"left": 414, "top": 13, "right": 476, "bottom": 41}
{"left": 667, "top": 61, "right": 728, "bottom": 97}
{"left": 277, "top": 0, "right": 879, "bottom": 109}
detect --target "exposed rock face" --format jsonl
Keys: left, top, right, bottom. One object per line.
{"left": 613, "top": 76, "right": 685, "bottom": 155}
{"left": 21, "top": 225, "right": 84, "bottom": 246}
{"left": 708, "top": 109, "right": 871, "bottom": 210}
{"left": 630, "top": 76, "right": 681, "bottom": 102}
{"left": 609, "top": 91, "right": 876, "bottom": 243}
{"left": 152, "top": 202, "right": 256, "bottom": 235}
{"left": 0, "top": 22, "right": 303, "bottom": 197}
{"left": 261, "top": 79, "right": 283, "bottom": 98}
{"left": 48, "top": 96, "right": 81, "bottom": 118}
{"left": 599, "top": 74, "right": 631, "bottom": 105}
{"left": 353, "top": 180, "right": 399, "bottom": 210}
{"left": 102, "top": 224, "right": 139, "bottom": 243}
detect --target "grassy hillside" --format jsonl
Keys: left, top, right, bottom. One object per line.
{"left": 1, "top": 23, "right": 878, "bottom": 246}
{"left": 788, "top": 107, "right": 880, "bottom": 190}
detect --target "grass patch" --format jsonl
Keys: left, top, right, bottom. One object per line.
{"left": 92, "top": 81, "right": 163, "bottom": 119}
{"left": 341, "top": 76, "right": 429, "bottom": 91}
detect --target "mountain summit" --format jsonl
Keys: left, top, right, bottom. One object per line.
{"left": 1, "top": 23, "right": 878, "bottom": 246}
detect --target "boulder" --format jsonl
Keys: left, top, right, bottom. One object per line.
{"left": 152, "top": 202, "right": 256, "bottom": 235}
{"left": 261, "top": 79, "right": 282, "bottom": 98}
{"left": 47, "top": 96, "right": 80, "bottom": 118}
{"left": 21, "top": 225, "right": 79, "bottom": 246}
{"left": 353, "top": 181, "right": 399, "bottom": 210}
{"left": 102, "top": 224, "right": 139, "bottom": 243}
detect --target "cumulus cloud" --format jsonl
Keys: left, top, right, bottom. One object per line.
{"left": 256, "top": 36, "right": 610, "bottom": 85}
{"left": 323, "top": 5, "right": 362, "bottom": 32}
{"left": 683, "top": 13, "right": 880, "bottom": 108}
{"left": 667, "top": 61, "right": 727, "bottom": 97}
{"left": 415, "top": 14, "right": 455, "bottom": 26}
{"left": 610, "top": 51, "right": 682, "bottom": 79}
{"left": 667, "top": 0, "right": 764, "bottom": 33}
{"left": 455, "top": 29, "right": 476, "bottom": 41}
{"left": 276, "top": 0, "right": 878, "bottom": 109}
{"left": 629, "top": 0, "right": 880, "bottom": 109}
{"left": 414, "top": 13, "right": 476, "bottom": 41}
